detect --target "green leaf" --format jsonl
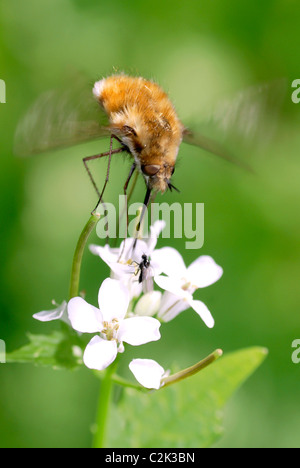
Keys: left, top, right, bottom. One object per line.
{"left": 6, "top": 331, "right": 83, "bottom": 370}
{"left": 107, "top": 347, "right": 268, "bottom": 448}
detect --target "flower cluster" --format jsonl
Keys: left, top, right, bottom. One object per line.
{"left": 34, "top": 221, "right": 223, "bottom": 389}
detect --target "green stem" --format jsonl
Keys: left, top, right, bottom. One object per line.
{"left": 92, "top": 359, "right": 118, "bottom": 448}
{"left": 161, "top": 349, "right": 223, "bottom": 389}
{"left": 111, "top": 374, "right": 147, "bottom": 392}
{"left": 69, "top": 212, "right": 100, "bottom": 299}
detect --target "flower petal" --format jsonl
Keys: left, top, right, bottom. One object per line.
{"left": 154, "top": 275, "right": 188, "bottom": 299}
{"left": 98, "top": 278, "right": 129, "bottom": 322}
{"left": 148, "top": 259, "right": 163, "bottom": 277}
{"left": 151, "top": 247, "right": 187, "bottom": 279}
{"left": 131, "top": 240, "right": 150, "bottom": 263}
{"left": 188, "top": 298, "right": 215, "bottom": 328}
{"left": 158, "top": 292, "right": 190, "bottom": 322}
{"left": 129, "top": 359, "right": 165, "bottom": 389}
{"left": 134, "top": 291, "right": 162, "bottom": 316}
{"left": 126, "top": 277, "right": 143, "bottom": 300}
{"left": 89, "top": 243, "right": 119, "bottom": 265}
{"left": 33, "top": 300, "right": 67, "bottom": 322}
{"left": 68, "top": 297, "right": 103, "bottom": 333}
{"left": 187, "top": 256, "right": 223, "bottom": 288}
{"left": 151, "top": 220, "right": 166, "bottom": 238}
{"left": 146, "top": 220, "right": 166, "bottom": 253}
{"left": 118, "top": 238, "right": 149, "bottom": 264}
{"left": 109, "top": 262, "right": 135, "bottom": 279}
{"left": 90, "top": 244, "right": 135, "bottom": 279}
{"left": 83, "top": 336, "right": 117, "bottom": 371}
{"left": 118, "top": 317, "right": 161, "bottom": 345}
{"left": 117, "top": 238, "right": 135, "bottom": 263}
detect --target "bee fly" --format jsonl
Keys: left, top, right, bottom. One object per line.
{"left": 15, "top": 73, "right": 282, "bottom": 238}
{"left": 91, "top": 75, "right": 183, "bottom": 229}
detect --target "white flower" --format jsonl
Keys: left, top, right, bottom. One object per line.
{"left": 68, "top": 278, "right": 161, "bottom": 371}
{"left": 154, "top": 248, "right": 223, "bottom": 328}
{"left": 133, "top": 291, "right": 162, "bottom": 317}
{"left": 33, "top": 300, "right": 68, "bottom": 323}
{"left": 89, "top": 220, "right": 166, "bottom": 297}
{"left": 129, "top": 358, "right": 166, "bottom": 389}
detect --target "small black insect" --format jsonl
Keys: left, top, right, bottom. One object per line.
{"left": 138, "top": 254, "right": 151, "bottom": 284}
{"left": 131, "top": 254, "right": 154, "bottom": 293}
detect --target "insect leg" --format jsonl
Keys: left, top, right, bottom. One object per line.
{"left": 124, "top": 163, "right": 136, "bottom": 195}
{"left": 123, "top": 163, "right": 136, "bottom": 236}
{"left": 116, "top": 163, "right": 137, "bottom": 256}
{"left": 96, "top": 134, "right": 115, "bottom": 210}
{"left": 82, "top": 135, "right": 126, "bottom": 212}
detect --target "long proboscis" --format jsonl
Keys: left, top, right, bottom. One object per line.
{"left": 133, "top": 186, "right": 152, "bottom": 249}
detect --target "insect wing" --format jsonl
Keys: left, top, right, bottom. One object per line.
{"left": 182, "top": 79, "right": 287, "bottom": 169}
{"left": 182, "top": 128, "right": 254, "bottom": 172}
{"left": 14, "top": 77, "right": 111, "bottom": 157}
{"left": 141, "top": 266, "right": 155, "bottom": 293}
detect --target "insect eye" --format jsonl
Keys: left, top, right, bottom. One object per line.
{"left": 122, "top": 125, "right": 137, "bottom": 137}
{"left": 141, "top": 164, "right": 161, "bottom": 176}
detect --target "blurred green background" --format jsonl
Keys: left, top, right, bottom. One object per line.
{"left": 1, "top": 0, "right": 300, "bottom": 448}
